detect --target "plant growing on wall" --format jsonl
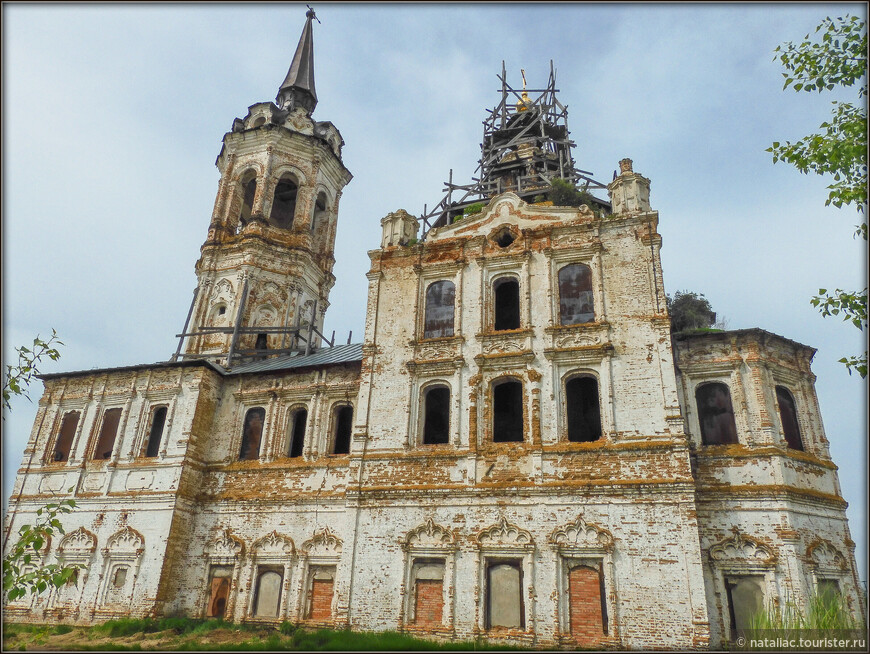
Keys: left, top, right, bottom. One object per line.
{"left": 768, "top": 14, "right": 867, "bottom": 377}
{"left": 667, "top": 291, "right": 718, "bottom": 334}
{"left": 3, "top": 330, "right": 79, "bottom": 602}
{"left": 535, "top": 178, "right": 598, "bottom": 209}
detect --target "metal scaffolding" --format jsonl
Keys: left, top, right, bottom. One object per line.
{"left": 419, "top": 61, "right": 608, "bottom": 239}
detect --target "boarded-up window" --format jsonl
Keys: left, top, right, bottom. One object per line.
{"left": 206, "top": 566, "right": 232, "bottom": 618}
{"left": 775, "top": 386, "right": 803, "bottom": 451}
{"left": 493, "top": 379, "right": 523, "bottom": 443}
{"left": 93, "top": 408, "right": 122, "bottom": 460}
{"left": 239, "top": 407, "right": 265, "bottom": 460}
{"left": 696, "top": 383, "right": 739, "bottom": 445}
{"left": 307, "top": 567, "right": 335, "bottom": 620}
{"left": 412, "top": 561, "right": 445, "bottom": 626}
{"left": 493, "top": 278, "right": 520, "bottom": 331}
{"left": 288, "top": 409, "right": 307, "bottom": 458}
{"left": 332, "top": 405, "right": 353, "bottom": 455}
{"left": 52, "top": 411, "right": 79, "bottom": 462}
{"left": 559, "top": 264, "right": 594, "bottom": 325}
{"left": 566, "top": 377, "right": 601, "bottom": 442}
{"left": 568, "top": 564, "right": 607, "bottom": 643}
{"left": 486, "top": 561, "right": 524, "bottom": 629}
{"left": 270, "top": 174, "right": 298, "bottom": 229}
{"left": 144, "top": 406, "right": 167, "bottom": 458}
{"left": 239, "top": 177, "right": 256, "bottom": 226}
{"left": 424, "top": 281, "right": 455, "bottom": 339}
{"left": 423, "top": 386, "right": 450, "bottom": 445}
{"left": 253, "top": 568, "right": 283, "bottom": 618}
{"left": 726, "top": 576, "right": 764, "bottom": 634}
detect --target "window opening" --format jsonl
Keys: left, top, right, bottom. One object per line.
{"left": 239, "top": 407, "right": 265, "bottom": 460}
{"left": 312, "top": 191, "right": 328, "bottom": 233}
{"left": 725, "top": 576, "right": 764, "bottom": 634}
{"left": 288, "top": 409, "right": 307, "bottom": 458}
{"left": 270, "top": 174, "right": 298, "bottom": 229}
{"left": 307, "top": 567, "right": 335, "bottom": 620}
{"left": 112, "top": 567, "right": 128, "bottom": 588}
{"left": 558, "top": 263, "right": 595, "bottom": 325}
{"left": 52, "top": 411, "right": 79, "bottom": 462}
{"left": 817, "top": 579, "right": 841, "bottom": 603}
{"left": 332, "top": 405, "right": 353, "bottom": 455}
{"left": 493, "top": 379, "right": 524, "bottom": 443}
{"left": 252, "top": 568, "right": 283, "bottom": 618}
{"left": 423, "top": 386, "right": 450, "bottom": 445}
{"left": 424, "top": 281, "right": 455, "bottom": 339}
{"left": 206, "top": 565, "right": 232, "bottom": 618}
{"left": 255, "top": 333, "right": 268, "bottom": 351}
{"left": 486, "top": 560, "right": 524, "bottom": 629}
{"left": 568, "top": 563, "right": 607, "bottom": 641}
{"left": 775, "top": 386, "right": 804, "bottom": 451}
{"left": 145, "top": 406, "right": 167, "bottom": 458}
{"left": 239, "top": 177, "right": 256, "bottom": 228}
{"left": 566, "top": 377, "right": 602, "bottom": 442}
{"left": 495, "top": 229, "right": 516, "bottom": 248}
{"left": 218, "top": 306, "right": 226, "bottom": 316}
{"left": 494, "top": 277, "right": 520, "bottom": 331}
{"left": 93, "top": 408, "right": 122, "bottom": 460}
{"left": 696, "top": 383, "right": 739, "bottom": 445}
{"left": 411, "top": 561, "right": 445, "bottom": 626}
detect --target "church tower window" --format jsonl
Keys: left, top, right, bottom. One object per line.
{"left": 492, "top": 379, "right": 524, "bottom": 442}
{"left": 93, "top": 408, "right": 122, "bottom": 460}
{"left": 558, "top": 263, "right": 594, "bottom": 325}
{"left": 239, "top": 407, "right": 265, "bottom": 460}
{"left": 696, "top": 383, "right": 739, "bottom": 445}
{"left": 422, "top": 385, "right": 450, "bottom": 445}
{"left": 424, "top": 281, "right": 455, "bottom": 339}
{"left": 775, "top": 386, "right": 803, "bottom": 451}
{"left": 287, "top": 408, "right": 307, "bottom": 458}
{"left": 493, "top": 277, "right": 520, "bottom": 331}
{"left": 332, "top": 405, "right": 353, "bottom": 455}
{"left": 51, "top": 411, "right": 79, "bottom": 463}
{"left": 238, "top": 175, "right": 257, "bottom": 228}
{"left": 144, "top": 406, "right": 167, "bottom": 458}
{"left": 565, "top": 376, "right": 601, "bottom": 442}
{"left": 270, "top": 173, "right": 299, "bottom": 229}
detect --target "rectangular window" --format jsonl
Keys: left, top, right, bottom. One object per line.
{"left": 144, "top": 406, "right": 167, "bottom": 457}
{"left": 252, "top": 567, "right": 283, "bottom": 618}
{"left": 51, "top": 411, "right": 80, "bottom": 462}
{"left": 486, "top": 560, "right": 524, "bottom": 629}
{"left": 567, "top": 563, "right": 607, "bottom": 643}
{"left": 93, "top": 408, "right": 122, "bottom": 460}
{"left": 306, "top": 566, "right": 336, "bottom": 620}
{"left": 725, "top": 575, "right": 764, "bottom": 634}
{"left": 411, "top": 560, "right": 445, "bottom": 627}
{"left": 332, "top": 406, "right": 353, "bottom": 455}
{"left": 206, "top": 565, "right": 233, "bottom": 618}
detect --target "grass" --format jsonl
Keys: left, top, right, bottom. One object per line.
{"left": 3, "top": 618, "right": 533, "bottom": 651}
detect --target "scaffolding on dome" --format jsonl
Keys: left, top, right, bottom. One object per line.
{"left": 418, "top": 61, "right": 609, "bottom": 239}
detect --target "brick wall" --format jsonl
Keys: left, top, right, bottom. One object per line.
{"left": 569, "top": 565, "right": 604, "bottom": 645}
{"left": 414, "top": 579, "right": 443, "bottom": 626}
{"left": 309, "top": 579, "right": 334, "bottom": 620}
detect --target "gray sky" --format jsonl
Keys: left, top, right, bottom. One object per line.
{"left": 3, "top": 3, "right": 867, "bottom": 584}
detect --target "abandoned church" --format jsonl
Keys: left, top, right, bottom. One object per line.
{"left": 4, "top": 10, "right": 864, "bottom": 649}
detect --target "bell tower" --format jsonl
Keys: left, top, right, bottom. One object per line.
{"left": 174, "top": 9, "right": 352, "bottom": 367}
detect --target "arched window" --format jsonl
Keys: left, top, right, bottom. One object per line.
{"left": 252, "top": 569, "right": 283, "bottom": 618}
{"left": 311, "top": 191, "right": 328, "bottom": 233}
{"left": 486, "top": 560, "right": 524, "bottom": 629}
{"left": 144, "top": 406, "right": 167, "bottom": 458}
{"left": 270, "top": 173, "right": 298, "bottom": 229}
{"left": 492, "top": 379, "right": 523, "bottom": 442}
{"left": 51, "top": 411, "right": 80, "bottom": 463}
{"left": 93, "top": 408, "right": 122, "bottom": 460}
{"left": 424, "top": 281, "right": 455, "bottom": 339}
{"left": 695, "top": 383, "right": 738, "bottom": 445}
{"left": 238, "top": 175, "right": 257, "bottom": 227}
{"left": 332, "top": 405, "right": 353, "bottom": 455}
{"left": 423, "top": 386, "right": 450, "bottom": 445}
{"left": 287, "top": 408, "right": 307, "bottom": 458}
{"left": 239, "top": 407, "right": 265, "bottom": 460}
{"left": 776, "top": 386, "right": 803, "bottom": 451}
{"left": 493, "top": 277, "right": 520, "bottom": 331}
{"left": 558, "top": 263, "right": 594, "bottom": 325}
{"left": 566, "top": 376, "right": 601, "bottom": 442}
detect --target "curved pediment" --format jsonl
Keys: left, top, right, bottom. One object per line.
{"left": 709, "top": 532, "right": 777, "bottom": 565}
{"left": 302, "top": 527, "right": 342, "bottom": 556}
{"left": 549, "top": 515, "right": 613, "bottom": 550}
{"left": 207, "top": 527, "right": 245, "bottom": 558}
{"left": 808, "top": 540, "right": 847, "bottom": 571}
{"left": 58, "top": 527, "right": 97, "bottom": 554}
{"left": 105, "top": 526, "right": 145, "bottom": 555}
{"left": 252, "top": 530, "right": 295, "bottom": 557}
{"left": 476, "top": 516, "right": 534, "bottom": 549}
{"left": 403, "top": 518, "right": 455, "bottom": 549}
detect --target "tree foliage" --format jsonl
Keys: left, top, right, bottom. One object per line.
{"left": 536, "top": 178, "right": 599, "bottom": 209}
{"left": 768, "top": 15, "right": 867, "bottom": 377}
{"left": 667, "top": 291, "right": 717, "bottom": 334}
{"left": 3, "top": 329, "right": 79, "bottom": 602}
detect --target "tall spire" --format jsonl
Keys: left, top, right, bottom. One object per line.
{"left": 277, "top": 7, "right": 318, "bottom": 114}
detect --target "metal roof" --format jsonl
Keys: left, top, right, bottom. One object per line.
{"left": 277, "top": 8, "right": 317, "bottom": 112}
{"left": 226, "top": 342, "right": 363, "bottom": 375}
